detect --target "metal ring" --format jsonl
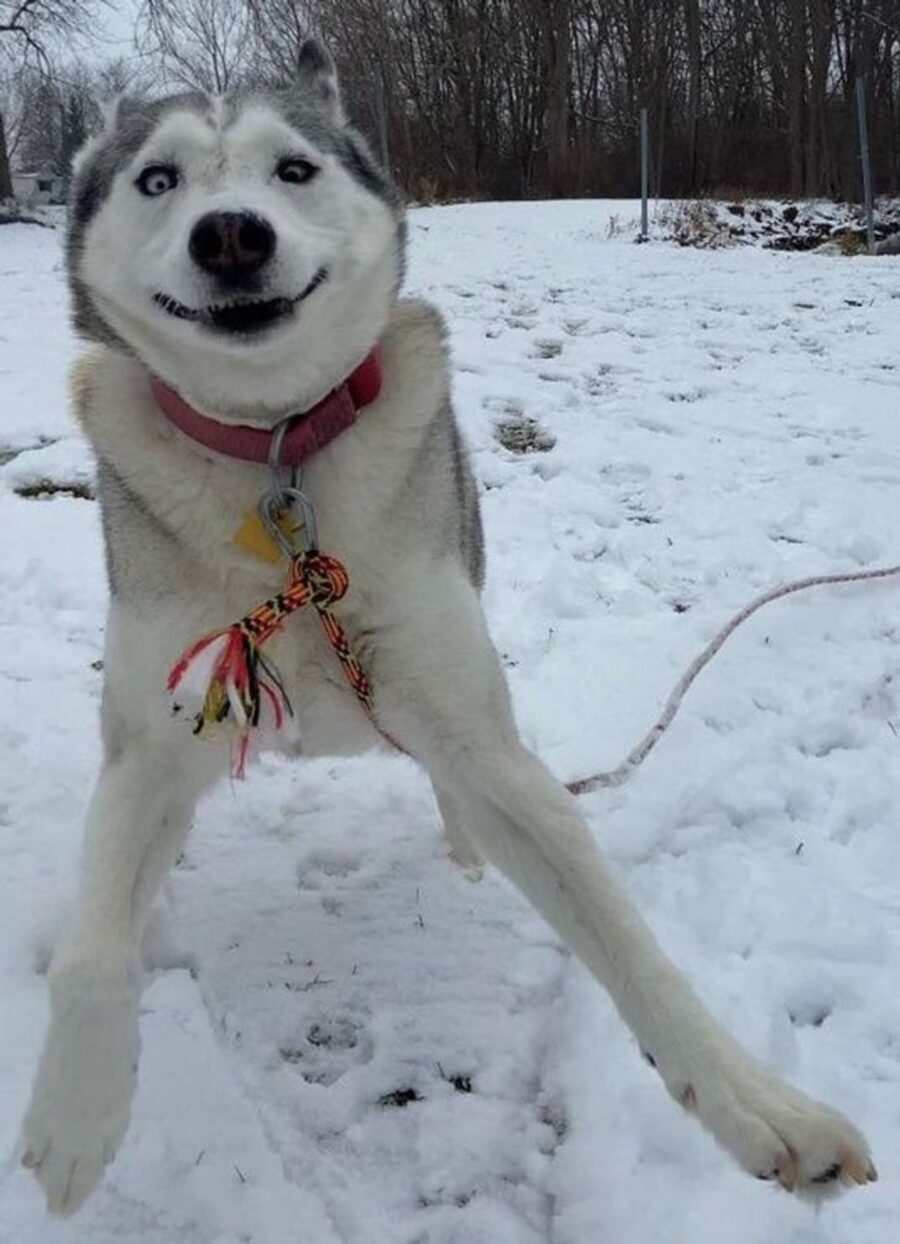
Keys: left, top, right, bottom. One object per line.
{"left": 279, "top": 485, "right": 319, "bottom": 552}
{"left": 258, "top": 484, "right": 319, "bottom": 557}
{"left": 268, "top": 417, "right": 291, "bottom": 474}
{"left": 258, "top": 491, "right": 299, "bottom": 559}
{"left": 267, "top": 417, "right": 303, "bottom": 506}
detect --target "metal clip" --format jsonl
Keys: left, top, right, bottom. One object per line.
{"left": 260, "top": 412, "right": 319, "bottom": 556}
{"left": 259, "top": 485, "right": 319, "bottom": 557}
{"left": 267, "top": 415, "right": 300, "bottom": 507}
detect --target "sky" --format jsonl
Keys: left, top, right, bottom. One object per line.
{"left": 86, "top": 0, "right": 141, "bottom": 64}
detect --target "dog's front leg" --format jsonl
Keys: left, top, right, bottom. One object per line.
{"left": 21, "top": 619, "right": 223, "bottom": 1215}
{"left": 379, "top": 571, "right": 875, "bottom": 1195}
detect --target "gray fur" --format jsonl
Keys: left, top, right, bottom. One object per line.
{"left": 387, "top": 389, "right": 485, "bottom": 594}
{"left": 449, "top": 412, "right": 485, "bottom": 588}
{"left": 95, "top": 459, "right": 188, "bottom": 601}
{"left": 294, "top": 37, "right": 344, "bottom": 119}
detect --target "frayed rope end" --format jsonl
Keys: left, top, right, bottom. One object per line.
{"left": 167, "top": 623, "right": 292, "bottom": 778}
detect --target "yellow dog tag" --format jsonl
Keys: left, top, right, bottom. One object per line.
{"left": 232, "top": 509, "right": 300, "bottom": 563}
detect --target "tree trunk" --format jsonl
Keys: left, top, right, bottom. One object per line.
{"left": 787, "top": 0, "right": 807, "bottom": 196}
{"left": 684, "top": 0, "right": 701, "bottom": 191}
{"left": 543, "top": 0, "right": 570, "bottom": 197}
{"left": 805, "top": 0, "right": 831, "bottom": 196}
{"left": 0, "top": 112, "right": 13, "bottom": 203}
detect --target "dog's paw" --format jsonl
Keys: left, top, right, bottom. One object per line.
{"left": 21, "top": 974, "right": 139, "bottom": 1215}
{"left": 447, "top": 845, "right": 484, "bottom": 882}
{"left": 443, "top": 826, "right": 484, "bottom": 882}
{"left": 21, "top": 1109, "right": 130, "bottom": 1217}
{"left": 676, "top": 1058, "right": 876, "bottom": 1195}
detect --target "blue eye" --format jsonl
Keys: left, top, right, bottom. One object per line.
{"left": 136, "top": 165, "right": 179, "bottom": 197}
{"left": 277, "top": 157, "right": 319, "bottom": 185}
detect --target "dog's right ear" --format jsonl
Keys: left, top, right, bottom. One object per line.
{"left": 72, "top": 93, "right": 151, "bottom": 174}
{"left": 295, "top": 37, "right": 345, "bottom": 124}
{"left": 98, "top": 94, "right": 124, "bottom": 132}
{"left": 70, "top": 95, "right": 122, "bottom": 174}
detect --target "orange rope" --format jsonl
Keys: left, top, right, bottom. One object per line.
{"left": 167, "top": 551, "right": 390, "bottom": 776}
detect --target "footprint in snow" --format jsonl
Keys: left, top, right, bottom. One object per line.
{"left": 280, "top": 1013, "right": 373, "bottom": 1085}
{"left": 296, "top": 849, "right": 361, "bottom": 890}
{"left": 530, "top": 338, "right": 563, "bottom": 360}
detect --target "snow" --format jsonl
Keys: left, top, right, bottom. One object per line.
{"left": 1, "top": 200, "right": 899, "bottom": 1241}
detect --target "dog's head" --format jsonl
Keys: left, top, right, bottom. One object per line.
{"left": 68, "top": 41, "right": 404, "bottom": 415}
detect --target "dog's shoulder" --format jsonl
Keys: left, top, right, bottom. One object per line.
{"left": 388, "top": 297, "right": 449, "bottom": 364}
{"left": 375, "top": 299, "right": 485, "bottom": 590}
{"left": 69, "top": 344, "right": 149, "bottom": 452}
{"left": 378, "top": 298, "right": 451, "bottom": 426}
{"left": 68, "top": 344, "right": 113, "bottom": 433}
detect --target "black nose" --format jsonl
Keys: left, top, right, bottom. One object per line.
{"left": 189, "top": 211, "right": 276, "bottom": 283}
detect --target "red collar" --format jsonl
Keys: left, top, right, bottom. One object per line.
{"left": 150, "top": 349, "right": 382, "bottom": 467}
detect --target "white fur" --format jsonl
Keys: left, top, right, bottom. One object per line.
{"left": 22, "top": 105, "right": 875, "bottom": 1216}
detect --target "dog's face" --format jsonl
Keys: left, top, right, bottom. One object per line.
{"left": 68, "top": 42, "right": 404, "bottom": 415}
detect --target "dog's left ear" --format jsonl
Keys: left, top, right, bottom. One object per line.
{"left": 296, "top": 37, "right": 345, "bottom": 124}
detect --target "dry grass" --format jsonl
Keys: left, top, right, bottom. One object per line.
{"left": 658, "top": 201, "right": 734, "bottom": 249}
{"left": 834, "top": 230, "right": 865, "bottom": 256}
{"left": 494, "top": 414, "right": 556, "bottom": 454}
{"left": 15, "top": 478, "right": 94, "bottom": 501}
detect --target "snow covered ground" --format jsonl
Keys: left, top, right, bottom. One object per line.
{"left": 1, "top": 200, "right": 899, "bottom": 1242}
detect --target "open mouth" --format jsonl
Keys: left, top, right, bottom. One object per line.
{"left": 152, "top": 267, "right": 329, "bottom": 335}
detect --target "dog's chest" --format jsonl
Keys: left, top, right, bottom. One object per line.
{"left": 134, "top": 413, "right": 395, "bottom": 754}
{"left": 75, "top": 324, "right": 450, "bottom": 754}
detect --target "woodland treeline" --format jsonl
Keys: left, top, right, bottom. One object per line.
{"left": 2, "top": 1, "right": 900, "bottom": 203}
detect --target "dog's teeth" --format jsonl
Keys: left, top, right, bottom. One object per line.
{"left": 155, "top": 293, "right": 199, "bottom": 321}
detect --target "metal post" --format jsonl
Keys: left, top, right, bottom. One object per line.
{"left": 640, "top": 107, "right": 649, "bottom": 241}
{"left": 374, "top": 66, "right": 390, "bottom": 174}
{"left": 855, "top": 74, "right": 875, "bottom": 255}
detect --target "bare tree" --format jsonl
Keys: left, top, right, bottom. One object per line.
{"left": 246, "top": 0, "right": 314, "bottom": 80}
{"left": 0, "top": 58, "right": 28, "bottom": 159}
{"left": 0, "top": 0, "right": 104, "bottom": 200}
{"left": 137, "top": 0, "right": 253, "bottom": 93}
{"left": 1, "top": 0, "right": 100, "bottom": 59}
{"left": 537, "top": 0, "right": 570, "bottom": 196}
{"left": 683, "top": 0, "right": 700, "bottom": 187}
{"left": 17, "top": 0, "right": 895, "bottom": 205}
{"left": 93, "top": 54, "right": 154, "bottom": 98}
{"left": 0, "top": 108, "right": 11, "bottom": 198}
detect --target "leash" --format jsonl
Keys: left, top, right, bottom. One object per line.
{"left": 163, "top": 392, "right": 900, "bottom": 789}
{"left": 566, "top": 563, "right": 900, "bottom": 795}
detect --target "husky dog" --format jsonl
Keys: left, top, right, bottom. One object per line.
{"left": 21, "top": 40, "right": 875, "bottom": 1216}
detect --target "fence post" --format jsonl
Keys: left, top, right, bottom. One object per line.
{"left": 639, "top": 107, "right": 649, "bottom": 241}
{"left": 855, "top": 74, "right": 875, "bottom": 255}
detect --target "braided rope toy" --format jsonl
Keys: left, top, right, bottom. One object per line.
{"left": 167, "top": 551, "right": 375, "bottom": 778}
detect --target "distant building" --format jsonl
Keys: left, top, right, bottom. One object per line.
{"left": 12, "top": 170, "right": 66, "bottom": 207}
